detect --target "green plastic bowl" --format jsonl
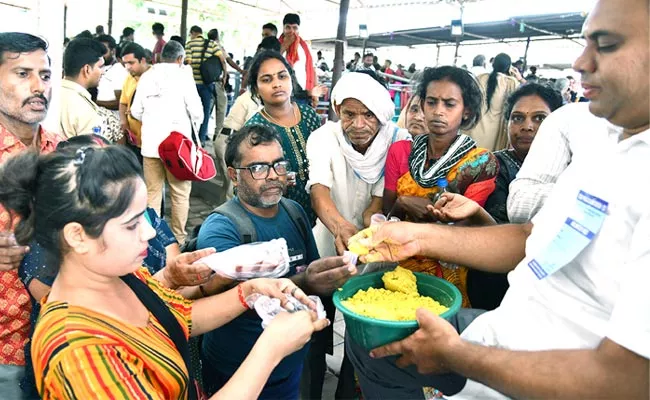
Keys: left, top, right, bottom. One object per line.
{"left": 333, "top": 271, "right": 462, "bottom": 350}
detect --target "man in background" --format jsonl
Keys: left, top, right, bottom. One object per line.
{"left": 152, "top": 22, "right": 166, "bottom": 64}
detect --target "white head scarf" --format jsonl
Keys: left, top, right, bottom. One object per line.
{"left": 328, "top": 72, "right": 407, "bottom": 184}
{"left": 331, "top": 72, "right": 395, "bottom": 124}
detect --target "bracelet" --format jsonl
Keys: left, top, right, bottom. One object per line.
{"left": 198, "top": 285, "right": 208, "bottom": 298}
{"left": 237, "top": 284, "right": 249, "bottom": 309}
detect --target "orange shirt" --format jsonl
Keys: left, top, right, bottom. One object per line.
{"left": 0, "top": 124, "right": 61, "bottom": 365}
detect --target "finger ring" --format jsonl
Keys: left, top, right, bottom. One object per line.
{"left": 290, "top": 287, "right": 298, "bottom": 297}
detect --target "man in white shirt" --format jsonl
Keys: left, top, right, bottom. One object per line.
{"left": 95, "top": 34, "right": 128, "bottom": 120}
{"left": 344, "top": 0, "right": 649, "bottom": 398}
{"left": 131, "top": 40, "right": 203, "bottom": 244}
{"left": 507, "top": 102, "right": 619, "bottom": 223}
{"left": 469, "top": 54, "right": 488, "bottom": 77}
{"left": 307, "top": 72, "right": 410, "bottom": 258}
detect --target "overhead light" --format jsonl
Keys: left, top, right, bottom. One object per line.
{"left": 359, "top": 24, "right": 369, "bottom": 39}
{"left": 451, "top": 19, "right": 463, "bottom": 37}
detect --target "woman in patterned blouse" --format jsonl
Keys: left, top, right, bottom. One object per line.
{"left": 0, "top": 139, "right": 327, "bottom": 400}
{"left": 244, "top": 51, "right": 323, "bottom": 226}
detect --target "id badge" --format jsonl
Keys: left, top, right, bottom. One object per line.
{"left": 528, "top": 190, "right": 608, "bottom": 279}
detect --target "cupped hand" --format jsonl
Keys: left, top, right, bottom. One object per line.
{"left": 0, "top": 232, "right": 29, "bottom": 272}
{"left": 398, "top": 196, "right": 434, "bottom": 222}
{"left": 369, "top": 308, "right": 461, "bottom": 375}
{"left": 243, "top": 278, "right": 315, "bottom": 311}
{"left": 305, "top": 255, "right": 357, "bottom": 296}
{"left": 164, "top": 248, "right": 215, "bottom": 288}
{"left": 261, "top": 310, "right": 329, "bottom": 359}
{"left": 427, "top": 193, "right": 481, "bottom": 223}
{"left": 352, "top": 222, "right": 423, "bottom": 263}
{"left": 334, "top": 221, "right": 359, "bottom": 256}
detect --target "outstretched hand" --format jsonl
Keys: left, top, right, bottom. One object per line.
{"left": 427, "top": 193, "right": 481, "bottom": 223}
{"left": 163, "top": 248, "right": 215, "bottom": 288}
{"left": 350, "top": 222, "right": 424, "bottom": 263}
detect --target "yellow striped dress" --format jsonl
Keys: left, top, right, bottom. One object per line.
{"left": 32, "top": 268, "right": 193, "bottom": 400}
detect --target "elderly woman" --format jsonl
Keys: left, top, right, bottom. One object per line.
{"left": 396, "top": 94, "right": 428, "bottom": 136}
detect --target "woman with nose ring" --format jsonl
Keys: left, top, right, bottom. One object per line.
{"left": 382, "top": 66, "right": 498, "bottom": 307}
{"left": 244, "top": 51, "right": 322, "bottom": 226}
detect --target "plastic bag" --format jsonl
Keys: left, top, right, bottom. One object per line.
{"left": 246, "top": 293, "right": 327, "bottom": 328}
{"left": 194, "top": 238, "right": 290, "bottom": 280}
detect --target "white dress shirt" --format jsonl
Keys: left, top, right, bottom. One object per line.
{"left": 451, "top": 124, "right": 650, "bottom": 399}
{"left": 130, "top": 63, "right": 203, "bottom": 158}
{"left": 507, "top": 103, "right": 618, "bottom": 223}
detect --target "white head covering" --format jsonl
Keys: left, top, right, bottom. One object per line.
{"left": 327, "top": 72, "right": 409, "bottom": 184}
{"left": 331, "top": 72, "right": 395, "bottom": 125}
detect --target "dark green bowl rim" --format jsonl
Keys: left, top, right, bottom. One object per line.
{"left": 332, "top": 271, "right": 462, "bottom": 328}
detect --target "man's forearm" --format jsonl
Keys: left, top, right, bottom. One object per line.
{"left": 447, "top": 339, "right": 648, "bottom": 399}
{"left": 311, "top": 185, "right": 352, "bottom": 233}
{"left": 118, "top": 103, "right": 128, "bottom": 124}
{"left": 415, "top": 223, "right": 530, "bottom": 273}
{"left": 96, "top": 99, "right": 119, "bottom": 110}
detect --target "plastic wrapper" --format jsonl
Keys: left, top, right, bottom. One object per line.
{"left": 194, "top": 238, "right": 290, "bottom": 280}
{"left": 246, "top": 293, "right": 327, "bottom": 328}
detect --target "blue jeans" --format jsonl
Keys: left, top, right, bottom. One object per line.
{"left": 196, "top": 83, "right": 215, "bottom": 144}
{"left": 345, "top": 308, "right": 485, "bottom": 399}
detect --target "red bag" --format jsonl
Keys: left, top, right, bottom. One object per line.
{"left": 158, "top": 130, "right": 216, "bottom": 182}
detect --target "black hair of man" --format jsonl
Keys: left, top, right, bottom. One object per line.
{"left": 169, "top": 35, "right": 185, "bottom": 47}
{"left": 76, "top": 30, "right": 93, "bottom": 39}
{"left": 283, "top": 13, "right": 300, "bottom": 26}
{"left": 63, "top": 38, "right": 106, "bottom": 78}
{"left": 120, "top": 42, "right": 146, "bottom": 61}
{"left": 122, "top": 27, "right": 135, "bottom": 37}
{"left": 190, "top": 25, "right": 202, "bottom": 34}
{"left": 152, "top": 22, "right": 164, "bottom": 35}
{"left": 95, "top": 34, "right": 116, "bottom": 50}
{"left": 258, "top": 36, "right": 281, "bottom": 52}
{"left": 0, "top": 32, "right": 49, "bottom": 66}
{"left": 95, "top": 25, "right": 104, "bottom": 35}
{"left": 363, "top": 52, "right": 373, "bottom": 59}
{"left": 208, "top": 29, "right": 219, "bottom": 41}
{"left": 225, "top": 124, "right": 282, "bottom": 168}
{"left": 262, "top": 23, "right": 278, "bottom": 35}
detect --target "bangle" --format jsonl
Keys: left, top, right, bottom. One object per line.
{"left": 237, "top": 284, "right": 249, "bottom": 309}
{"left": 198, "top": 285, "right": 208, "bottom": 298}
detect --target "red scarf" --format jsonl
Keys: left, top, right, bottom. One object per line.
{"left": 279, "top": 33, "right": 316, "bottom": 91}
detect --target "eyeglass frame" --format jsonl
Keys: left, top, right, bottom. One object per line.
{"left": 233, "top": 160, "right": 291, "bottom": 180}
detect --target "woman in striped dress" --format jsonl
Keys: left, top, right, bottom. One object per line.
{"left": 0, "top": 141, "right": 327, "bottom": 400}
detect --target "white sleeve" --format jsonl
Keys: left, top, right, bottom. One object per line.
{"left": 507, "top": 110, "right": 571, "bottom": 223}
{"left": 184, "top": 74, "right": 204, "bottom": 127}
{"left": 371, "top": 177, "right": 385, "bottom": 197}
{"left": 305, "top": 126, "right": 334, "bottom": 192}
{"left": 606, "top": 211, "right": 650, "bottom": 359}
{"left": 129, "top": 75, "right": 147, "bottom": 121}
{"left": 223, "top": 95, "right": 249, "bottom": 131}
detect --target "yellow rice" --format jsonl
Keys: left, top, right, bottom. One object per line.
{"left": 342, "top": 266, "right": 448, "bottom": 321}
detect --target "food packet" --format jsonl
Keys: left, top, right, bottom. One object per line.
{"left": 194, "top": 238, "right": 290, "bottom": 280}
{"left": 246, "top": 293, "right": 327, "bottom": 328}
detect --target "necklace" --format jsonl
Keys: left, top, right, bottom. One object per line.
{"left": 261, "top": 103, "right": 298, "bottom": 127}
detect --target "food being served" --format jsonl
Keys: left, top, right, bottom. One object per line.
{"left": 342, "top": 267, "right": 448, "bottom": 321}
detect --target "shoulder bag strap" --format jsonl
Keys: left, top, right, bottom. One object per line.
{"left": 212, "top": 199, "right": 257, "bottom": 244}
{"left": 120, "top": 274, "right": 198, "bottom": 400}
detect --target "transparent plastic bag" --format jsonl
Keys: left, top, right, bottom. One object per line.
{"left": 194, "top": 238, "right": 290, "bottom": 280}
{"left": 246, "top": 293, "right": 327, "bottom": 328}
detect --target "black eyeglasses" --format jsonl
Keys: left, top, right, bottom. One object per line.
{"left": 234, "top": 160, "right": 290, "bottom": 180}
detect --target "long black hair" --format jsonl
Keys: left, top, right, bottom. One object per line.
{"left": 486, "top": 53, "right": 512, "bottom": 111}
{"left": 417, "top": 66, "right": 483, "bottom": 130}
{"left": 0, "top": 137, "right": 142, "bottom": 272}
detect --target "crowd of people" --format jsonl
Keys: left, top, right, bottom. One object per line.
{"left": 0, "top": 0, "right": 648, "bottom": 398}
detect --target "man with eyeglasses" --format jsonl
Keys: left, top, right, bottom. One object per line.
{"left": 195, "top": 124, "right": 357, "bottom": 399}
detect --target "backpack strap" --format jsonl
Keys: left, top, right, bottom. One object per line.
{"left": 200, "top": 39, "right": 210, "bottom": 64}
{"left": 279, "top": 198, "right": 311, "bottom": 246}
{"left": 212, "top": 199, "right": 257, "bottom": 244}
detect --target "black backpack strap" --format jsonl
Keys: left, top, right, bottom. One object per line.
{"left": 200, "top": 39, "right": 209, "bottom": 63}
{"left": 120, "top": 274, "right": 198, "bottom": 400}
{"left": 279, "top": 198, "right": 311, "bottom": 245}
{"left": 213, "top": 199, "right": 257, "bottom": 244}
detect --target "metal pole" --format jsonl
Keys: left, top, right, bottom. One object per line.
{"left": 453, "top": 38, "right": 460, "bottom": 66}
{"left": 107, "top": 0, "right": 113, "bottom": 35}
{"left": 329, "top": 0, "right": 350, "bottom": 121}
{"left": 180, "top": 0, "right": 189, "bottom": 43}
{"left": 523, "top": 36, "right": 531, "bottom": 72}
{"left": 435, "top": 44, "right": 441, "bottom": 66}
{"left": 63, "top": 4, "right": 67, "bottom": 38}
{"left": 362, "top": 39, "right": 367, "bottom": 57}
